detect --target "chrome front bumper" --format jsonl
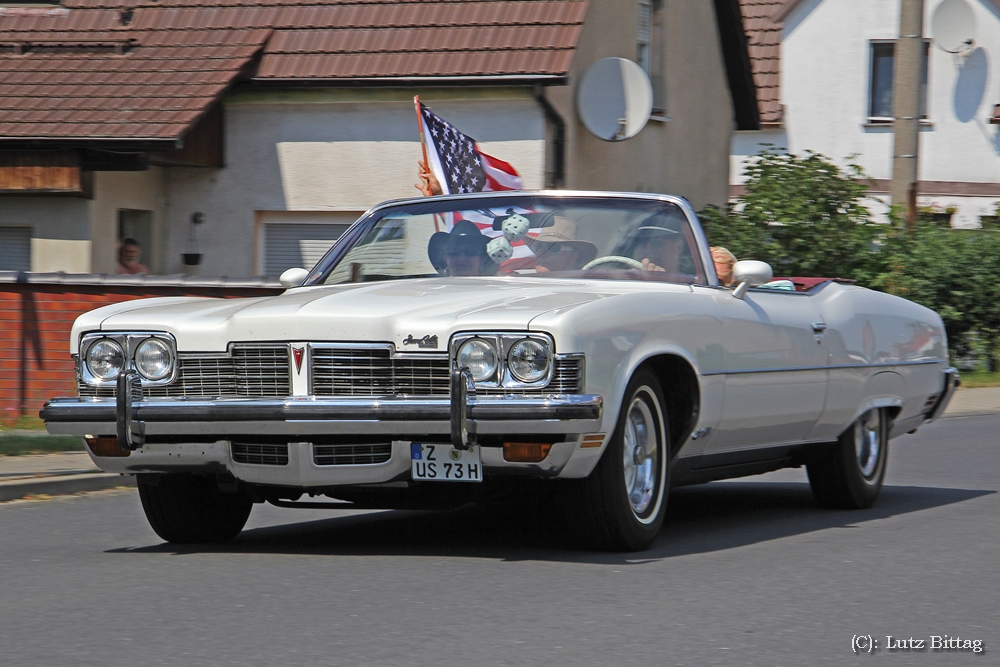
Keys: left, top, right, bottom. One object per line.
{"left": 40, "top": 394, "right": 604, "bottom": 438}
{"left": 41, "top": 391, "right": 606, "bottom": 484}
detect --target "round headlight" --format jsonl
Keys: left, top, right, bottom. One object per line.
{"left": 507, "top": 338, "right": 550, "bottom": 383}
{"left": 86, "top": 339, "right": 125, "bottom": 381}
{"left": 134, "top": 338, "right": 173, "bottom": 381}
{"left": 457, "top": 338, "right": 499, "bottom": 383}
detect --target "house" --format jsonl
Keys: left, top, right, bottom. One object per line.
{"left": 0, "top": 0, "right": 759, "bottom": 278}
{"left": 733, "top": 0, "right": 1000, "bottom": 228}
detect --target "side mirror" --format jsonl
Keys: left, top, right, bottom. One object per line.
{"left": 731, "top": 260, "right": 773, "bottom": 300}
{"left": 279, "top": 267, "right": 309, "bottom": 288}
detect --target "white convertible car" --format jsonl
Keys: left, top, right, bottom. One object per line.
{"left": 42, "top": 192, "right": 958, "bottom": 551}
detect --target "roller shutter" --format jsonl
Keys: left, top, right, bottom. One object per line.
{"left": 0, "top": 226, "right": 31, "bottom": 271}
{"left": 259, "top": 211, "right": 360, "bottom": 278}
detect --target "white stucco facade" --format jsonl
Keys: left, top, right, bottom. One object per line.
{"left": 159, "top": 88, "right": 546, "bottom": 276}
{"left": 732, "top": 0, "right": 1000, "bottom": 227}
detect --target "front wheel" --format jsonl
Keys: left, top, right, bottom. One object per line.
{"left": 137, "top": 473, "right": 252, "bottom": 543}
{"left": 807, "top": 408, "right": 889, "bottom": 509}
{"left": 570, "top": 368, "right": 670, "bottom": 551}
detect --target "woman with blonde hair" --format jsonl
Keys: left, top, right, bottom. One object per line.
{"left": 710, "top": 246, "right": 737, "bottom": 287}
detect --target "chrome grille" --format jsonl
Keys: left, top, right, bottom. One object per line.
{"left": 232, "top": 443, "right": 289, "bottom": 466}
{"left": 78, "top": 345, "right": 290, "bottom": 398}
{"left": 313, "top": 442, "right": 393, "bottom": 466}
{"left": 147, "top": 355, "right": 236, "bottom": 397}
{"left": 310, "top": 346, "right": 583, "bottom": 397}
{"left": 543, "top": 356, "right": 585, "bottom": 394}
{"left": 233, "top": 345, "right": 290, "bottom": 397}
{"left": 311, "top": 347, "right": 450, "bottom": 396}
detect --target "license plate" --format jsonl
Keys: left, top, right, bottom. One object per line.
{"left": 410, "top": 443, "right": 483, "bottom": 482}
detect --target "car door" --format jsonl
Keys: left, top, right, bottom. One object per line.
{"left": 705, "top": 288, "right": 828, "bottom": 452}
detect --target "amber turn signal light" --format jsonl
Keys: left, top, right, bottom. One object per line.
{"left": 580, "top": 433, "right": 606, "bottom": 448}
{"left": 85, "top": 436, "right": 130, "bottom": 458}
{"left": 502, "top": 442, "right": 552, "bottom": 462}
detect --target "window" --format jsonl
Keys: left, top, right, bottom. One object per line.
{"left": 869, "top": 41, "right": 929, "bottom": 120}
{"left": 117, "top": 209, "right": 154, "bottom": 269}
{"left": 638, "top": 0, "right": 666, "bottom": 115}
{"left": 637, "top": 0, "right": 653, "bottom": 76}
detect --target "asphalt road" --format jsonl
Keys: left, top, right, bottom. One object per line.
{"left": 1, "top": 414, "right": 996, "bottom": 667}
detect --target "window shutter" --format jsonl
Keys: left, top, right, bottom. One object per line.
{"left": 0, "top": 226, "right": 31, "bottom": 271}
{"left": 264, "top": 223, "right": 350, "bottom": 277}
{"left": 637, "top": 0, "right": 653, "bottom": 75}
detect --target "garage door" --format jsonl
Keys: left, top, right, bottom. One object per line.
{"left": 0, "top": 226, "right": 31, "bottom": 271}
{"left": 259, "top": 211, "right": 360, "bottom": 277}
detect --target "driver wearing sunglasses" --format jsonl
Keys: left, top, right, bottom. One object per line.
{"left": 427, "top": 220, "right": 492, "bottom": 276}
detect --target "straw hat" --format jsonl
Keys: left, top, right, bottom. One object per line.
{"left": 526, "top": 216, "right": 598, "bottom": 264}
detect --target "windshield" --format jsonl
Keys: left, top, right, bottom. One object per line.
{"left": 308, "top": 195, "right": 708, "bottom": 286}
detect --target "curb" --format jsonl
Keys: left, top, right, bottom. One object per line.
{"left": 0, "top": 473, "right": 136, "bottom": 502}
{"left": 940, "top": 410, "right": 999, "bottom": 419}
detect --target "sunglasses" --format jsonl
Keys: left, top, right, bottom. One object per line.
{"left": 446, "top": 246, "right": 482, "bottom": 258}
{"left": 534, "top": 242, "right": 571, "bottom": 254}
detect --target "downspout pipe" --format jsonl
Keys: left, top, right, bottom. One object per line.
{"left": 533, "top": 84, "right": 565, "bottom": 188}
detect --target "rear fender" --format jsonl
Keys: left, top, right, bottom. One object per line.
{"left": 852, "top": 371, "right": 905, "bottom": 437}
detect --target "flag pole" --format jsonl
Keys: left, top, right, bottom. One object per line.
{"left": 414, "top": 95, "right": 431, "bottom": 173}
{"left": 414, "top": 95, "right": 441, "bottom": 231}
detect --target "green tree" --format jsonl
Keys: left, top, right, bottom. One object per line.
{"left": 700, "top": 148, "right": 885, "bottom": 281}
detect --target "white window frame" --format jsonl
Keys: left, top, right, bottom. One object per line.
{"left": 867, "top": 39, "right": 930, "bottom": 124}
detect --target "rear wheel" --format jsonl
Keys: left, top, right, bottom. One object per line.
{"left": 137, "top": 473, "right": 252, "bottom": 543}
{"left": 571, "top": 368, "right": 669, "bottom": 551}
{"left": 807, "top": 408, "right": 889, "bottom": 509}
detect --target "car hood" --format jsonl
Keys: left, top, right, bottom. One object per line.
{"left": 90, "top": 278, "right": 634, "bottom": 352}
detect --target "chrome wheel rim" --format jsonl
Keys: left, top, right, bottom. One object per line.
{"left": 855, "top": 409, "right": 883, "bottom": 479}
{"left": 622, "top": 394, "right": 659, "bottom": 517}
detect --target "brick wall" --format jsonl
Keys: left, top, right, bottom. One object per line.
{"left": 0, "top": 277, "right": 282, "bottom": 425}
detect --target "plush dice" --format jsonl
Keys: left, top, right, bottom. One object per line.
{"left": 486, "top": 236, "right": 514, "bottom": 264}
{"left": 502, "top": 213, "right": 530, "bottom": 242}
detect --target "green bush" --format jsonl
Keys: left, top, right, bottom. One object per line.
{"left": 872, "top": 223, "right": 1000, "bottom": 371}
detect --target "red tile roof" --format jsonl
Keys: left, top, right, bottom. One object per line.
{"left": 0, "top": 0, "right": 586, "bottom": 143}
{"left": 738, "top": 0, "right": 782, "bottom": 126}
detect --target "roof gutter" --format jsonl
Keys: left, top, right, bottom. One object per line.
{"left": 0, "top": 138, "right": 181, "bottom": 150}
{"left": 245, "top": 74, "right": 569, "bottom": 89}
{"left": 533, "top": 84, "right": 565, "bottom": 188}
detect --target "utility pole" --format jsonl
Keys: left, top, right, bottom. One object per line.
{"left": 891, "top": 0, "right": 924, "bottom": 228}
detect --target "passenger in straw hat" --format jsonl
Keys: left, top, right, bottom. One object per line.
{"left": 526, "top": 217, "right": 598, "bottom": 273}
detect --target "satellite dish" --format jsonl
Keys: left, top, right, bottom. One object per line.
{"left": 931, "top": 0, "right": 976, "bottom": 53}
{"left": 577, "top": 57, "right": 653, "bottom": 142}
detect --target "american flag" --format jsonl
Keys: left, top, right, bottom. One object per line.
{"left": 418, "top": 100, "right": 523, "bottom": 195}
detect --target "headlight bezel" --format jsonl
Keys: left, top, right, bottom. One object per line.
{"left": 79, "top": 332, "right": 178, "bottom": 387}
{"left": 450, "top": 332, "right": 555, "bottom": 389}
{"left": 456, "top": 337, "right": 500, "bottom": 384}
{"left": 84, "top": 338, "right": 126, "bottom": 382}
{"left": 507, "top": 337, "right": 551, "bottom": 383}
{"left": 134, "top": 337, "right": 174, "bottom": 381}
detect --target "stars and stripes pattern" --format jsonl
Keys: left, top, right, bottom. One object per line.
{"left": 418, "top": 101, "right": 523, "bottom": 195}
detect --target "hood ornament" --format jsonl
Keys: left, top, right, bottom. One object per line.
{"left": 402, "top": 334, "right": 438, "bottom": 349}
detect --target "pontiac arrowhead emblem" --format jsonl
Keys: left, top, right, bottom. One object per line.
{"left": 292, "top": 346, "right": 304, "bottom": 374}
